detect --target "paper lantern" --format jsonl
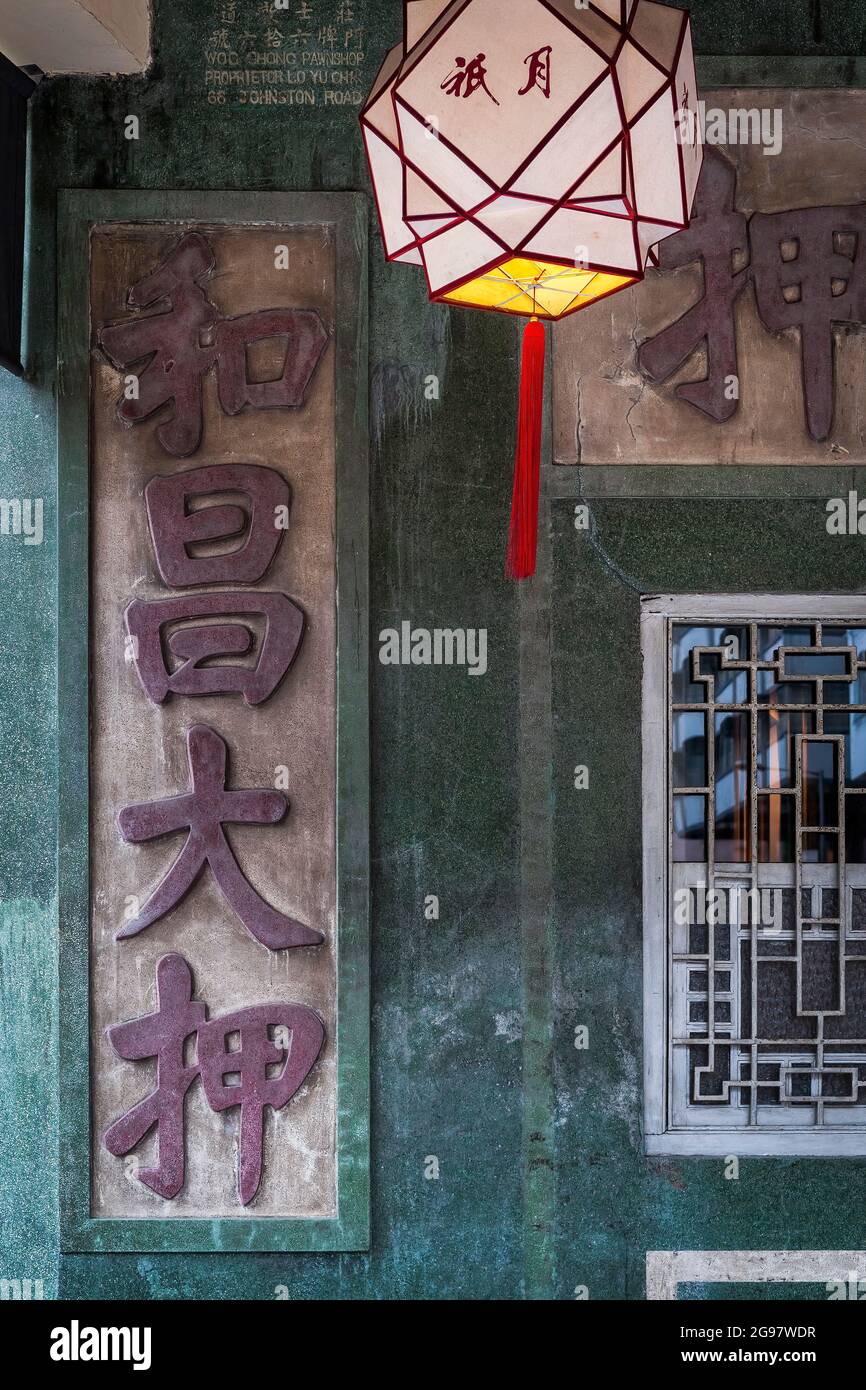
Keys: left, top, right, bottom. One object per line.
{"left": 361, "top": 0, "right": 703, "bottom": 577}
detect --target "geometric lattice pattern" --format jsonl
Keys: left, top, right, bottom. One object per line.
{"left": 361, "top": 0, "right": 702, "bottom": 320}
{"left": 669, "top": 619, "right": 866, "bottom": 1131}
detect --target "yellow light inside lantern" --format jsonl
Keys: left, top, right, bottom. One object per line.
{"left": 439, "top": 257, "right": 637, "bottom": 319}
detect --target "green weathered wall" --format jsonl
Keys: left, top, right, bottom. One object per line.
{"left": 551, "top": 482, "right": 866, "bottom": 1299}
{"left": 1, "top": 0, "right": 866, "bottom": 1301}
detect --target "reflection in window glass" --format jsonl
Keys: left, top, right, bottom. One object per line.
{"left": 758, "top": 794, "right": 795, "bottom": 862}
{"left": 672, "top": 712, "right": 706, "bottom": 788}
{"left": 756, "top": 671, "right": 812, "bottom": 705}
{"left": 715, "top": 712, "right": 749, "bottom": 862}
{"left": 757, "top": 709, "right": 814, "bottom": 788}
{"left": 826, "top": 711, "right": 866, "bottom": 786}
{"left": 673, "top": 794, "right": 706, "bottom": 862}
{"left": 823, "top": 627, "right": 866, "bottom": 659}
{"left": 802, "top": 740, "right": 839, "bottom": 829}
{"left": 846, "top": 794, "right": 866, "bottom": 864}
{"left": 784, "top": 651, "right": 851, "bottom": 678}
{"left": 756, "top": 626, "right": 813, "bottom": 660}
{"left": 801, "top": 833, "right": 838, "bottom": 864}
{"left": 825, "top": 670, "right": 866, "bottom": 706}
{"left": 703, "top": 656, "right": 748, "bottom": 706}
{"left": 671, "top": 626, "right": 746, "bottom": 704}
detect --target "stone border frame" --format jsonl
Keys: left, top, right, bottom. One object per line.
{"left": 57, "top": 190, "right": 370, "bottom": 1254}
{"left": 646, "top": 1249, "right": 866, "bottom": 1299}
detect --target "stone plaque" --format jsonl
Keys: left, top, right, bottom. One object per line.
{"left": 554, "top": 90, "right": 866, "bottom": 466}
{"left": 89, "top": 222, "right": 337, "bottom": 1221}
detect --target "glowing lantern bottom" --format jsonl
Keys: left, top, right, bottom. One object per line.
{"left": 440, "top": 258, "right": 637, "bottom": 318}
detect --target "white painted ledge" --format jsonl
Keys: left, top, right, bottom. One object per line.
{"left": 646, "top": 1250, "right": 866, "bottom": 1300}
{"left": 0, "top": 0, "right": 150, "bottom": 75}
{"left": 646, "top": 1131, "right": 866, "bottom": 1157}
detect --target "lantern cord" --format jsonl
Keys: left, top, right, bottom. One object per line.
{"left": 506, "top": 317, "right": 546, "bottom": 581}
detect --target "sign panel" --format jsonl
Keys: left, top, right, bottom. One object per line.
{"left": 554, "top": 90, "right": 866, "bottom": 467}
{"left": 58, "top": 192, "right": 368, "bottom": 1252}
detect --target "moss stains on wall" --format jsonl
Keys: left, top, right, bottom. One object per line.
{"left": 3, "top": 0, "right": 866, "bottom": 1300}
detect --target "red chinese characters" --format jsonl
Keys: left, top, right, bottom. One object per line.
{"left": 104, "top": 954, "right": 325, "bottom": 1206}
{"left": 126, "top": 462, "right": 304, "bottom": 706}
{"left": 145, "top": 463, "right": 290, "bottom": 587}
{"left": 117, "top": 724, "right": 322, "bottom": 950}
{"left": 639, "top": 149, "right": 866, "bottom": 442}
{"left": 98, "top": 232, "right": 328, "bottom": 456}
{"left": 99, "top": 231, "right": 330, "bottom": 1206}
{"left": 126, "top": 592, "right": 304, "bottom": 706}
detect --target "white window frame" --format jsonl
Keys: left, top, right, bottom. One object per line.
{"left": 642, "top": 593, "right": 866, "bottom": 1156}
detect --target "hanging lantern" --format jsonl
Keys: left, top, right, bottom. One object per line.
{"left": 361, "top": 0, "right": 703, "bottom": 578}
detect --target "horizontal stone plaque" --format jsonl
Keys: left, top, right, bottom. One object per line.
{"left": 554, "top": 91, "right": 866, "bottom": 467}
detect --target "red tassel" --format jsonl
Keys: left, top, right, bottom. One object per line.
{"left": 506, "top": 318, "right": 545, "bottom": 581}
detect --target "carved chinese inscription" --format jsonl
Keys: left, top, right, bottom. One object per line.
{"left": 98, "top": 232, "right": 328, "bottom": 455}
{"left": 90, "top": 224, "right": 338, "bottom": 1217}
{"left": 117, "top": 724, "right": 323, "bottom": 950}
{"left": 105, "top": 954, "right": 324, "bottom": 1206}
{"left": 640, "top": 149, "right": 866, "bottom": 442}
{"left": 552, "top": 91, "right": 866, "bottom": 466}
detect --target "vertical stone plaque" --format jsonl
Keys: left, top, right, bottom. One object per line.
{"left": 58, "top": 194, "right": 368, "bottom": 1251}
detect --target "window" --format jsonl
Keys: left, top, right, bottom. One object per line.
{"left": 642, "top": 596, "right": 866, "bottom": 1155}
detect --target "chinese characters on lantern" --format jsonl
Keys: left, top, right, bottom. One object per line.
{"left": 97, "top": 230, "right": 329, "bottom": 1206}
{"left": 441, "top": 45, "right": 554, "bottom": 103}
{"left": 640, "top": 149, "right": 866, "bottom": 441}
{"left": 519, "top": 46, "right": 552, "bottom": 99}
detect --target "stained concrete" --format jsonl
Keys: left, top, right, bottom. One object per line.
{"left": 4, "top": 0, "right": 866, "bottom": 1301}
{"left": 89, "top": 224, "right": 337, "bottom": 1219}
